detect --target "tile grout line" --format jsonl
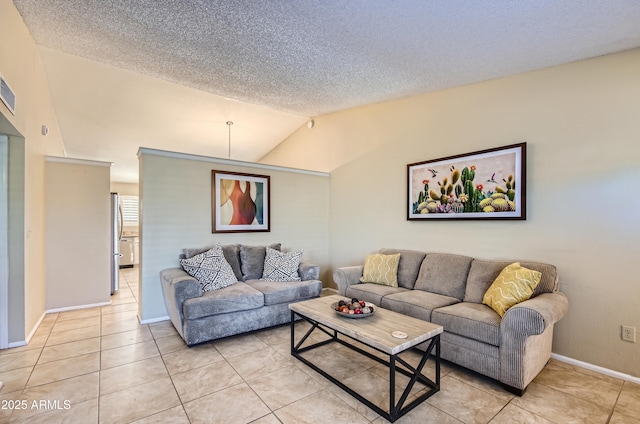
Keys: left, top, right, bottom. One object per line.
{"left": 152, "top": 329, "right": 192, "bottom": 422}
{"left": 604, "top": 381, "right": 625, "bottom": 424}
{"left": 96, "top": 269, "right": 178, "bottom": 423}
{"left": 22, "top": 311, "right": 56, "bottom": 392}
{"left": 98, "top": 301, "right": 103, "bottom": 424}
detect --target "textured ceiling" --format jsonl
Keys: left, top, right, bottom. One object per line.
{"left": 11, "top": 0, "right": 640, "bottom": 181}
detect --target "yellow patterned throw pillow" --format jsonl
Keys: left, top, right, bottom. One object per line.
{"left": 360, "top": 253, "right": 401, "bottom": 287}
{"left": 482, "top": 262, "right": 542, "bottom": 317}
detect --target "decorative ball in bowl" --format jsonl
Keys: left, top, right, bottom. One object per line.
{"left": 331, "top": 298, "right": 375, "bottom": 319}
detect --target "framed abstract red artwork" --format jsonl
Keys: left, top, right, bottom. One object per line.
{"left": 212, "top": 170, "right": 270, "bottom": 233}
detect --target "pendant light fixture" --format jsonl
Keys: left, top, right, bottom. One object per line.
{"left": 226, "top": 121, "right": 233, "bottom": 159}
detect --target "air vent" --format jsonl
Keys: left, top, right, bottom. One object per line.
{"left": 0, "top": 74, "right": 16, "bottom": 115}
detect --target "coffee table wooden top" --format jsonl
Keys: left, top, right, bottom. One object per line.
{"left": 289, "top": 295, "right": 443, "bottom": 355}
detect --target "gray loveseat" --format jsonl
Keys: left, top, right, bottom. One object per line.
{"left": 333, "top": 249, "right": 569, "bottom": 395}
{"left": 161, "top": 244, "right": 322, "bottom": 346}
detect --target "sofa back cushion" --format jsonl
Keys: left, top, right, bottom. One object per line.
{"left": 182, "top": 244, "right": 242, "bottom": 281}
{"left": 464, "top": 259, "right": 558, "bottom": 303}
{"left": 379, "top": 249, "right": 426, "bottom": 290}
{"left": 413, "top": 253, "right": 473, "bottom": 300}
{"left": 180, "top": 245, "right": 238, "bottom": 293}
{"left": 360, "top": 253, "right": 401, "bottom": 287}
{"left": 262, "top": 247, "right": 302, "bottom": 282}
{"left": 239, "top": 243, "right": 281, "bottom": 280}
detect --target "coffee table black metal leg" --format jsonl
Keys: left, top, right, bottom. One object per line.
{"left": 290, "top": 311, "right": 337, "bottom": 355}
{"left": 289, "top": 310, "right": 441, "bottom": 423}
{"left": 290, "top": 310, "right": 295, "bottom": 355}
{"left": 388, "top": 335, "right": 441, "bottom": 422}
{"left": 389, "top": 354, "right": 397, "bottom": 418}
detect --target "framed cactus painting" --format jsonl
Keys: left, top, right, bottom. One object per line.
{"left": 407, "top": 143, "right": 526, "bottom": 220}
{"left": 212, "top": 170, "right": 270, "bottom": 232}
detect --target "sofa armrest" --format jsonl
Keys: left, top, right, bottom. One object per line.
{"left": 502, "top": 291, "right": 569, "bottom": 336}
{"left": 333, "top": 266, "right": 364, "bottom": 296}
{"left": 299, "top": 262, "right": 320, "bottom": 281}
{"left": 159, "top": 268, "right": 202, "bottom": 336}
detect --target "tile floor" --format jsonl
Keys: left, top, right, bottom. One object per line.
{"left": 0, "top": 267, "right": 639, "bottom": 423}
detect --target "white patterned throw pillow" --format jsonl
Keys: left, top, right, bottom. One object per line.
{"left": 180, "top": 244, "right": 238, "bottom": 292}
{"left": 262, "top": 247, "right": 302, "bottom": 282}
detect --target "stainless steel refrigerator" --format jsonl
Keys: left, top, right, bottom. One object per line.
{"left": 110, "top": 192, "right": 122, "bottom": 295}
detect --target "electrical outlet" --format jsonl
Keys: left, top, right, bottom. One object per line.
{"left": 622, "top": 325, "right": 636, "bottom": 342}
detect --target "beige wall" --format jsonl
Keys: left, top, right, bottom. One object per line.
{"left": 138, "top": 149, "right": 330, "bottom": 322}
{"left": 110, "top": 182, "right": 139, "bottom": 196}
{"left": 45, "top": 158, "right": 111, "bottom": 310}
{"left": 262, "top": 49, "right": 640, "bottom": 377}
{"left": 1, "top": 1, "right": 66, "bottom": 343}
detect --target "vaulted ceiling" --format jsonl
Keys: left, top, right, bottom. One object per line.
{"left": 13, "top": 0, "right": 640, "bottom": 182}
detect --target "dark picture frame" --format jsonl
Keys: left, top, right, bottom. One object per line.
{"left": 407, "top": 143, "right": 526, "bottom": 220}
{"left": 212, "top": 170, "right": 270, "bottom": 233}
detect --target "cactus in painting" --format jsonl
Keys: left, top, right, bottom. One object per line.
{"left": 479, "top": 198, "right": 492, "bottom": 209}
{"left": 463, "top": 180, "right": 475, "bottom": 212}
{"left": 491, "top": 198, "right": 510, "bottom": 212}
{"left": 505, "top": 174, "right": 516, "bottom": 201}
{"left": 461, "top": 166, "right": 475, "bottom": 184}
{"left": 414, "top": 180, "right": 432, "bottom": 213}
{"left": 451, "top": 167, "right": 461, "bottom": 185}
{"left": 494, "top": 175, "right": 517, "bottom": 201}
{"left": 417, "top": 163, "right": 517, "bottom": 215}
{"left": 473, "top": 187, "right": 483, "bottom": 212}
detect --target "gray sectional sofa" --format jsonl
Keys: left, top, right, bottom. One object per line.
{"left": 333, "top": 249, "right": 569, "bottom": 395}
{"left": 160, "top": 244, "right": 322, "bottom": 346}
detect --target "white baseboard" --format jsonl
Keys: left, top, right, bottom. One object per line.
{"left": 139, "top": 315, "right": 170, "bottom": 325}
{"left": 23, "top": 310, "right": 47, "bottom": 345}
{"left": 46, "top": 301, "right": 111, "bottom": 314}
{"left": 551, "top": 353, "right": 640, "bottom": 384}
{"left": 7, "top": 302, "right": 112, "bottom": 349}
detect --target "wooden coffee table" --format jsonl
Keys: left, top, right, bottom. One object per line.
{"left": 289, "top": 295, "right": 442, "bottom": 423}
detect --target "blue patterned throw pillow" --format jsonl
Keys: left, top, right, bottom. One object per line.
{"left": 261, "top": 247, "right": 302, "bottom": 282}
{"left": 180, "top": 244, "right": 238, "bottom": 292}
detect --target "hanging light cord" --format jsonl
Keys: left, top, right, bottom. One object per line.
{"left": 226, "top": 121, "right": 233, "bottom": 159}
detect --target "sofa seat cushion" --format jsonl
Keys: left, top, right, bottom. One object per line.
{"left": 183, "top": 282, "right": 263, "bottom": 320}
{"left": 414, "top": 253, "right": 473, "bottom": 300}
{"left": 346, "top": 283, "right": 407, "bottom": 305}
{"left": 381, "top": 291, "right": 460, "bottom": 322}
{"left": 431, "top": 302, "right": 501, "bottom": 347}
{"left": 246, "top": 279, "right": 322, "bottom": 306}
